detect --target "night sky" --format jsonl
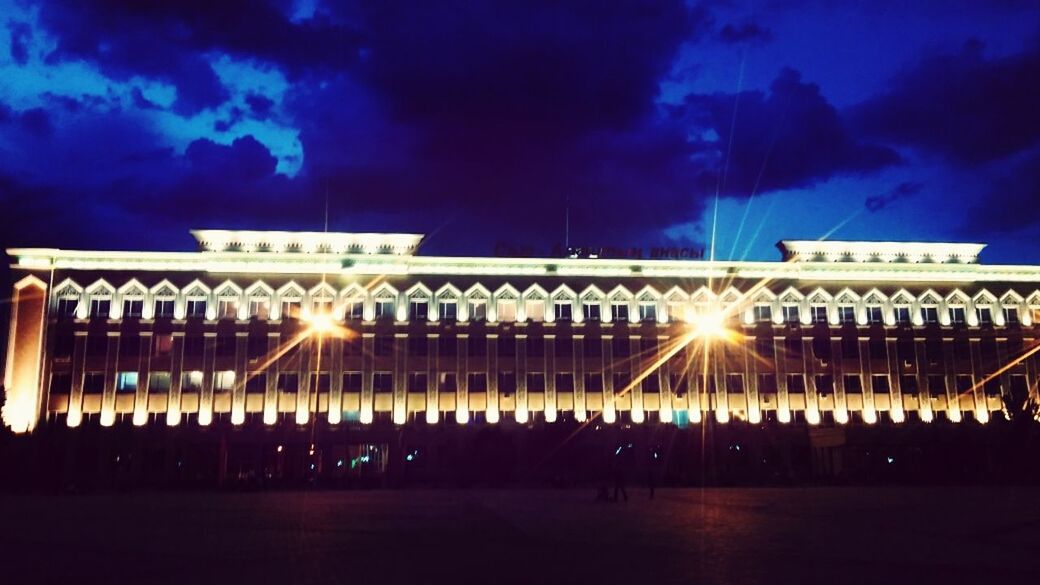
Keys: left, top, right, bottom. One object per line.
{"left": 2, "top": 1, "right": 1040, "bottom": 263}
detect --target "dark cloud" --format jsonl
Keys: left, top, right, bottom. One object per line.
{"left": 718, "top": 22, "right": 771, "bottom": 45}
{"left": 130, "top": 87, "right": 161, "bottom": 110}
{"left": 245, "top": 93, "right": 274, "bottom": 118}
{"left": 7, "top": 20, "right": 31, "bottom": 64}
{"left": 0, "top": 104, "right": 51, "bottom": 136}
{"left": 675, "top": 68, "right": 901, "bottom": 196}
{"left": 865, "top": 181, "right": 922, "bottom": 212}
{"left": 853, "top": 40, "right": 1040, "bottom": 165}
{"left": 959, "top": 150, "right": 1040, "bottom": 236}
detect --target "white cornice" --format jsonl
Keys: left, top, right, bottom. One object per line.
{"left": 777, "top": 240, "right": 986, "bottom": 264}
{"left": 190, "top": 229, "right": 424, "bottom": 255}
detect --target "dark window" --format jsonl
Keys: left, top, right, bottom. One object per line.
{"left": 185, "top": 299, "right": 207, "bottom": 319}
{"left": 642, "top": 374, "right": 660, "bottom": 393}
{"left": 977, "top": 307, "right": 993, "bottom": 326}
{"left": 983, "top": 378, "right": 1001, "bottom": 397}
{"left": 467, "top": 373, "right": 487, "bottom": 392}
{"left": 669, "top": 373, "right": 687, "bottom": 397}
{"left": 148, "top": 373, "right": 171, "bottom": 394}
{"left": 469, "top": 335, "right": 486, "bottom": 357}
{"left": 497, "top": 335, "right": 515, "bottom": 357}
{"left": 527, "top": 372, "right": 545, "bottom": 392}
{"left": 216, "top": 335, "right": 235, "bottom": 357}
{"left": 584, "top": 373, "right": 604, "bottom": 393}
{"left": 612, "top": 336, "right": 630, "bottom": 357}
{"left": 784, "top": 336, "right": 801, "bottom": 358}
{"left": 439, "top": 337, "right": 457, "bottom": 357}
{"left": 1009, "top": 375, "right": 1028, "bottom": 403}
{"left": 925, "top": 337, "right": 943, "bottom": 366}
{"left": 583, "top": 337, "right": 601, "bottom": 357}
{"left": 373, "top": 372, "right": 394, "bottom": 392}
{"left": 311, "top": 373, "right": 331, "bottom": 392}
{"left": 154, "top": 299, "right": 175, "bottom": 319}
{"left": 439, "top": 301, "right": 457, "bottom": 322}
{"left": 758, "top": 374, "right": 778, "bottom": 394}
{"left": 900, "top": 375, "right": 918, "bottom": 396}
{"left": 527, "top": 336, "right": 544, "bottom": 357}
{"left": 247, "top": 335, "right": 267, "bottom": 359}
{"left": 119, "top": 334, "right": 141, "bottom": 357}
{"left": 50, "top": 373, "right": 72, "bottom": 394}
{"left": 554, "top": 301, "right": 573, "bottom": 322}
{"left": 927, "top": 375, "right": 946, "bottom": 398}
{"left": 87, "top": 334, "right": 107, "bottom": 357}
{"left": 612, "top": 372, "right": 630, "bottom": 395}
{"left": 122, "top": 299, "right": 143, "bottom": 318}
{"left": 815, "top": 374, "right": 834, "bottom": 396}
{"left": 640, "top": 337, "right": 658, "bottom": 355}
{"left": 408, "top": 336, "right": 428, "bottom": 356}
{"left": 755, "top": 336, "right": 774, "bottom": 358}
{"left": 410, "top": 300, "right": 428, "bottom": 321}
{"left": 89, "top": 298, "right": 111, "bottom": 318}
{"left": 54, "top": 331, "right": 74, "bottom": 357}
{"left": 955, "top": 375, "right": 973, "bottom": 396}
{"left": 84, "top": 372, "right": 105, "bottom": 393}
{"left": 812, "top": 336, "right": 831, "bottom": 361}
{"left": 278, "top": 373, "right": 299, "bottom": 392}
{"left": 438, "top": 373, "right": 457, "bottom": 393}
{"left": 843, "top": 375, "right": 862, "bottom": 394}
{"left": 375, "top": 336, "right": 394, "bottom": 357}
{"left": 56, "top": 298, "right": 79, "bottom": 317}
{"left": 408, "top": 372, "right": 428, "bottom": 392}
{"left": 841, "top": 336, "right": 859, "bottom": 359}
{"left": 869, "top": 337, "right": 887, "bottom": 360}
{"left": 1003, "top": 307, "right": 1019, "bottom": 325}
{"left": 555, "top": 337, "right": 573, "bottom": 358}
{"left": 897, "top": 337, "right": 916, "bottom": 365}
{"left": 498, "top": 372, "right": 516, "bottom": 396}
{"left": 726, "top": 374, "right": 744, "bottom": 394}
{"left": 787, "top": 374, "right": 805, "bottom": 394}
{"left": 871, "top": 375, "right": 890, "bottom": 395}
{"left": 343, "top": 372, "right": 363, "bottom": 391}
{"left": 246, "top": 373, "right": 266, "bottom": 393}
{"left": 583, "top": 302, "right": 601, "bottom": 322}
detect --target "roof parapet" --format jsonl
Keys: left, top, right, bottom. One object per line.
{"left": 190, "top": 229, "right": 424, "bottom": 255}
{"left": 777, "top": 240, "right": 986, "bottom": 264}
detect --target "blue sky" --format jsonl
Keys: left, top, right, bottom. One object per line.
{"left": 2, "top": 0, "right": 1039, "bottom": 263}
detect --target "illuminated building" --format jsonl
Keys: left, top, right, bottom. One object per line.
{"left": 3, "top": 231, "right": 1037, "bottom": 484}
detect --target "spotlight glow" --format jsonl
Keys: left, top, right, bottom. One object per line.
{"left": 304, "top": 311, "right": 337, "bottom": 336}
{"left": 692, "top": 310, "right": 728, "bottom": 338}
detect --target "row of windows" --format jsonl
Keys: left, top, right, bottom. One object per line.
{"left": 751, "top": 303, "right": 1017, "bottom": 326}
{"left": 53, "top": 370, "right": 1017, "bottom": 399}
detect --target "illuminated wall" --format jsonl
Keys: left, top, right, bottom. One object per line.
{"left": 3, "top": 276, "right": 47, "bottom": 433}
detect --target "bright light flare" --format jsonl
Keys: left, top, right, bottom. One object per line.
{"left": 304, "top": 311, "right": 340, "bottom": 336}
{"left": 691, "top": 310, "right": 729, "bottom": 338}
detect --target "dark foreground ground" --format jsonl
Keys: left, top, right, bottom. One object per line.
{"left": 2, "top": 487, "right": 1038, "bottom": 585}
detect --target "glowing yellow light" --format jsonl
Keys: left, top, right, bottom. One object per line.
{"left": 891, "top": 409, "right": 905, "bottom": 423}
{"left": 715, "top": 409, "right": 729, "bottom": 423}
{"left": 976, "top": 408, "right": 989, "bottom": 424}
{"left": 692, "top": 310, "right": 728, "bottom": 338}
{"left": 777, "top": 409, "right": 791, "bottom": 424}
{"left": 630, "top": 409, "right": 643, "bottom": 424}
{"left": 304, "top": 312, "right": 336, "bottom": 335}
{"left": 806, "top": 409, "right": 821, "bottom": 425}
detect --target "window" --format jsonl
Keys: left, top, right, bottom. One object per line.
{"left": 310, "top": 373, "right": 331, "bottom": 393}
{"left": 498, "top": 335, "right": 515, "bottom": 356}
{"left": 894, "top": 306, "right": 911, "bottom": 325}
{"left": 670, "top": 373, "right": 688, "bottom": 397}
{"left": 755, "top": 336, "right": 774, "bottom": 357}
{"left": 439, "top": 337, "right": 457, "bottom": 357}
{"left": 554, "top": 300, "right": 573, "bottom": 322}
{"left": 467, "top": 373, "right": 487, "bottom": 392}
{"left": 583, "top": 337, "right": 601, "bottom": 357}
{"left": 248, "top": 298, "right": 270, "bottom": 320}
{"left": 527, "top": 372, "right": 546, "bottom": 392}
{"left": 841, "top": 336, "right": 859, "bottom": 358}
{"left": 865, "top": 306, "right": 883, "bottom": 324}
{"left": 373, "top": 372, "right": 393, "bottom": 392}
{"left": 149, "top": 372, "right": 172, "bottom": 393}
{"left": 216, "top": 334, "right": 235, "bottom": 357}
{"left": 949, "top": 306, "right": 966, "bottom": 325}
{"left": 612, "top": 372, "right": 631, "bottom": 395}
{"left": 245, "top": 373, "right": 266, "bottom": 393}
{"left": 409, "top": 299, "right": 428, "bottom": 321}
{"left": 900, "top": 375, "right": 918, "bottom": 396}
{"left": 408, "top": 336, "right": 428, "bottom": 356}
{"left": 639, "top": 302, "right": 657, "bottom": 323}
{"left": 84, "top": 372, "right": 105, "bottom": 393}
{"left": 343, "top": 372, "right": 363, "bottom": 391}
{"left": 153, "top": 298, "right": 175, "bottom": 318}
{"left": 871, "top": 375, "right": 889, "bottom": 396}
{"left": 753, "top": 305, "right": 772, "bottom": 322}
{"left": 182, "top": 371, "right": 203, "bottom": 392}
{"left": 976, "top": 307, "right": 992, "bottom": 326}
{"left": 498, "top": 372, "right": 517, "bottom": 395}
{"left": 49, "top": 373, "right": 72, "bottom": 395}
{"left": 527, "top": 336, "right": 544, "bottom": 357}
{"left": 344, "top": 299, "right": 364, "bottom": 320}
{"left": 89, "top": 297, "right": 111, "bottom": 318}
{"left": 374, "top": 336, "right": 394, "bottom": 357}
{"left": 374, "top": 298, "right": 395, "bottom": 320}
{"left": 469, "top": 299, "right": 487, "bottom": 322}
{"left": 469, "top": 335, "right": 487, "bottom": 356}
{"left": 612, "top": 336, "right": 630, "bottom": 357}
{"left": 214, "top": 370, "right": 235, "bottom": 391}
{"left": 787, "top": 374, "right": 805, "bottom": 394}
{"left": 525, "top": 299, "right": 544, "bottom": 322}
{"left": 784, "top": 336, "right": 802, "bottom": 357}
{"left": 186, "top": 298, "right": 207, "bottom": 319}
{"left": 815, "top": 374, "right": 834, "bottom": 396}
{"left": 496, "top": 299, "right": 516, "bottom": 322}
{"left": 610, "top": 302, "right": 629, "bottom": 322}
{"left": 843, "top": 375, "right": 862, "bottom": 394}
{"left": 56, "top": 297, "right": 79, "bottom": 317}
{"left": 782, "top": 305, "right": 800, "bottom": 324}
{"left": 583, "top": 301, "right": 601, "bottom": 322}
{"left": 439, "top": 300, "right": 457, "bottom": 321}
{"left": 183, "top": 335, "right": 204, "bottom": 357}
{"left": 217, "top": 298, "right": 239, "bottom": 320}
{"left": 584, "top": 373, "right": 603, "bottom": 393}
{"left": 154, "top": 334, "right": 174, "bottom": 355}
{"left": 1003, "top": 306, "right": 1019, "bottom": 325}
{"left": 438, "top": 373, "right": 457, "bottom": 393}
{"left": 122, "top": 299, "right": 143, "bottom": 318}
{"left": 247, "top": 335, "right": 267, "bottom": 358}
{"left": 277, "top": 373, "right": 300, "bottom": 393}
{"left": 811, "top": 305, "right": 828, "bottom": 324}
{"left": 555, "top": 337, "right": 573, "bottom": 357}
{"left": 837, "top": 306, "right": 855, "bottom": 324}
{"left": 668, "top": 302, "right": 685, "bottom": 322}
{"left": 408, "top": 372, "right": 428, "bottom": 392}
{"left": 922, "top": 306, "right": 939, "bottom": 324}
{"left": 926, "top": 374, "right": 946, "bottom": 398}
{"left": 726, "top": 374, "right": 744, "bottom": 394}
{"left": 642, "top": 374, "right": 660, "bottom": 393}
{"left": 311, "top": 297, "right": 333, "bottom": 316}
{"left": 116, "top": 372, "right": 138, "bottom": 392}
{"left": 280, "top": 299, "right": 301, "bottom": 319}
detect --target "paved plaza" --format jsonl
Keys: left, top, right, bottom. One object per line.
{"left": 1, "top": 487, "right": 1038, "bottom": 584}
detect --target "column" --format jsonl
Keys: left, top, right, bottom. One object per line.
{"left": 328, "top": 337, "right": 344, "bottom": 424}
{"left": 456, "top": 333, "right": 469, "bottom": 424}
{"left": 2, "top": 276, "right": 46, "bottom": 433}
{"left": 941, "top": 337, "right": 962, "bottom": 422}
{"left": 262, "top": 331, "right": 280, "bottom": 425}
{"left": 487, "top": 333, "right": 500, "bottom": 424}
{"left": 295, "top": 338, "right": 312, "bottom": 425}
{"left": 544, "top": 334, "right": 557, "bottom": 423}
{"left": 968, "top": 338, "right": 988, "bottom": 423}
{"left": 67, "top": 331, "right": 88, "bottom": 427}
{"left": 426, "top": 333, "right": 439, "bottom": 424}
{"left": 858, "top": 338, "right": 876, "bottom": 424}
{"left": 601, "top": 334, "right": 616, "bottom": 424}
{"left": 167, "top": 332, "right": 185, "bottom": 426}
{"left": 829, "top": 337, "right": 849, "bottom": 424}
{"left": 133, "top": 331, "right": 152, "bottom": 426}
{"left": 774, "top": 335, "right": 791, "bottom": 424}
{"left": 197, "top": 331, "right": 217, "bottom": 426}
{"left": 99, "top": 331, "right": 120, "bottom": 427}
{"left": 885, "top": 338, "right": 905, "bottom": 423}
{"left": 712, "top": 343, "right": 727, "bottom": 423}
{"left": 914, "top": 338, "right": 934, "bottom": 422}
{"left": 801, "top": 337, "right": 820, "bottom": 424}
{"left": 572, "top": 335, "right": 587, "bottom": 422}
{"left": 360, "top": 333, "right": 374, "bottom": 424}
{"left": 231, "top": 331, "right": 248, "bottom": 425}
{"left": 393, "top": 333, "right": 407, "bottom": 425}
{"left": 628, "top": 335, "right": 644, "bottom": 423}
{"left": 515, "top": 332, "right": 529, "bottom": 423}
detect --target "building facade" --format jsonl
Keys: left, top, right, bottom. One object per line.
{"left": 3, "top": 231, "right": 1038, "bottom": 485}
